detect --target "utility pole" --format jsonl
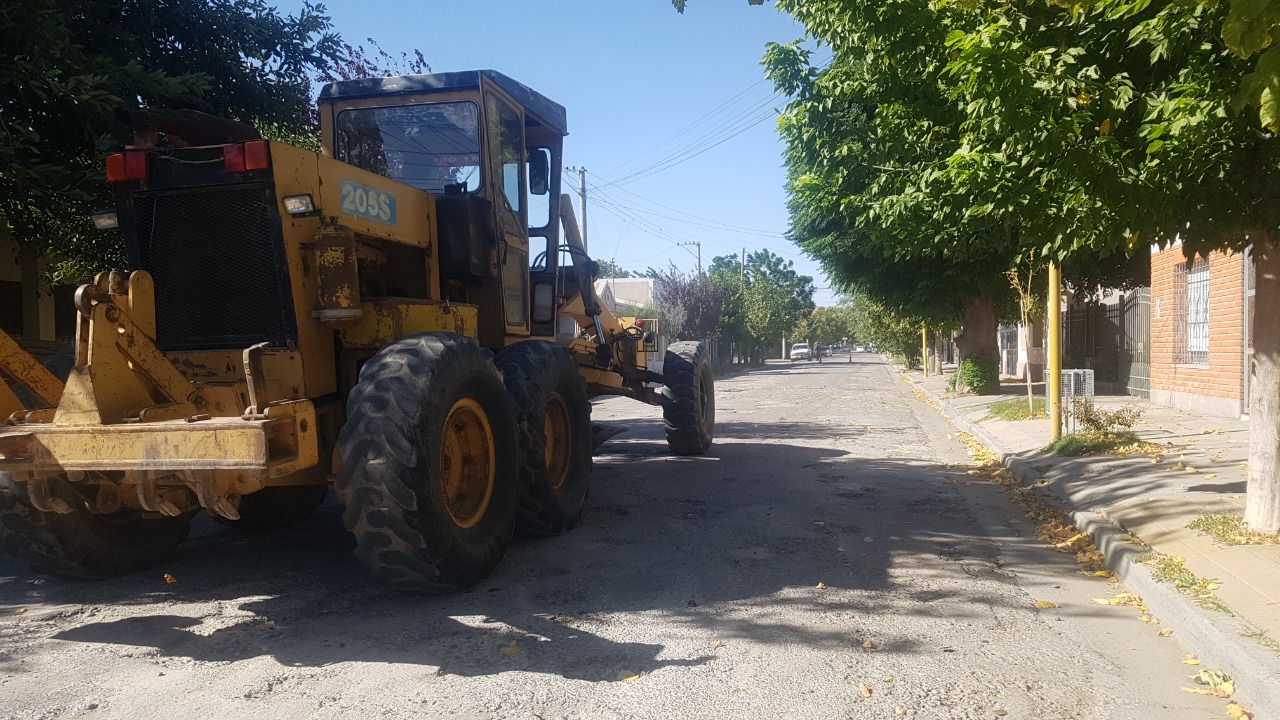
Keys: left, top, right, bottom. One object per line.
{"left": 922, "top": 324, "right": 929, "bottom": 378}
{"left": 676, "top": 241, "right": 702, "bottom": 274}
{"left": 565, "top": 165, "right": 587, "bottom": 255}
{"left": 1048, "top": 262, "right": 1063, "bottom": 441}
{"left": 740, "top": 247, "right": 746, "bottom": 285}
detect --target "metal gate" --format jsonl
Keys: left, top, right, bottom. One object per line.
{"left": 1120, "top": 288, "right": 1151, "bottom": 398}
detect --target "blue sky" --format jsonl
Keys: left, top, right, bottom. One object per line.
{"left": 318, "top": 0, "right": 837, "bottom": 305}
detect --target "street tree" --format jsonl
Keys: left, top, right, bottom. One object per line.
{"left": 0, "top": 0, "right": 344, "bottom": 279}
{"left": 651, "top": 266, "right": 725, "bottom": 341}
{"left": 768, "top": 0, "right": 1280, "bottom": 532}
{"left": 595, "top": 260, "right": 634, "bottom": 278}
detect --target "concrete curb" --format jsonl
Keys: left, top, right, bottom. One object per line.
{"left": 906, "top": 372, "right": 1280, "bottom": 715}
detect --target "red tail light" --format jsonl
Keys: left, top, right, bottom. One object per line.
{"left": 224, "top": 140, "right": 270, "bottom": 174}
{"left": 105, "top": 152, "right": 148, "bottom": 183}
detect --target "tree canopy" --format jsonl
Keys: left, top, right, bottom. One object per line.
{"left": 1, "top": 0, "right": 345, "bottom": 278}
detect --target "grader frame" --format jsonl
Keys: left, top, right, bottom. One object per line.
{"left": 0, "top": 70, "right": 715, "bottom": 590}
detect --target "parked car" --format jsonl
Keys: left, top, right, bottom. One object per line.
{"left": 815, "top": 345, "right": 830, "bottom": 358}
{"left": 789, "top": 343, "right": 811, "bottom": 361}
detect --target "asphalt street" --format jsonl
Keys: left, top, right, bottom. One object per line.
{"left": 0, "top": 355, "right": 1230, "bottom": 719}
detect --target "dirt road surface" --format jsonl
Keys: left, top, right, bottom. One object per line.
{"left": 0, "top": 356, "right": 1229, "bottom": 719}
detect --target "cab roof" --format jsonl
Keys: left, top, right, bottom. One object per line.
{"left": 318, "top": 69, "right": 568, "bottom": 136}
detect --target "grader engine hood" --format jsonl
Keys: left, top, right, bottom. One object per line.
{"left": 111, "top": 142, "right": 300, "bottom": 352}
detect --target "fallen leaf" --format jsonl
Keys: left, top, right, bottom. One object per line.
{"left": 816, "top": 582, "right": 827, "bottom": 590}
{"left": 1182, "top": 652, "right": 1201, "bottom": 665}
{"left": 863, "top": 537, "right": 875, "bottom": 543}
{"left": 617, "top": 669, "right": 641, "bottom": 681}
{"left": 883, "top": 676, "right": 894, "bottom": 683}
{"left": 1226, "top": 701, "right": 1254, "bottom": 719}
{"left": 713, "top": 640, "right": 723, "bottom": 650}
{"left": 1158, "top": 628, "right": 1173, "bottom": 637}
{"left": 499, "top": 642, "right": 522, "bottom": 657}
{"left": 1191, "top": 669, "right": 1234, "bottom": 697}
{"left": 895, "top": 708, "right": 907, "bottom": 716}
{"left": 862, "top": 640, "right": 876, "bottom": 649}
{"left": 163, "top": 573, "right": 177, "bottom": 584}
{"left": 859, "top": 682, "right": 873, "bottom": 698}
{"left": 1093, "top": 598, "right": 1113, "bottom": 605}
{"left": 1034, "top": 600, "right": 1060, "bottom": 609}
{"left": 1204, "top": 473, "right": 1218, "bottom": 480}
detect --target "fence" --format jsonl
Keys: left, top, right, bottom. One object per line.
{"left": 1061, "top": 288, "right": 1150, "bottom": 398}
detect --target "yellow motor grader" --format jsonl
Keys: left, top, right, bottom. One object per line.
{"left": 0, "top": 70, "right": 715, "bottom": 592}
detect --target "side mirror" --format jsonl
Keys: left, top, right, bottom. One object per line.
{"left": 529, "top": 148, "right": 550, "bottom": 196}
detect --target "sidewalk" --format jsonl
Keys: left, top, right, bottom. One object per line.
{"left": 904, "top": 368, "right": 1280, "bottom": 711}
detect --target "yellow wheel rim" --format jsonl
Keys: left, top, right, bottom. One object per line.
{"left": 440, "top": 397, "right": 496, "bottom": 529}
{"left": 544, "top": 392, "right": 572, "bottom": 491}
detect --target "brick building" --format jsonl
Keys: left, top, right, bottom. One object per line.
{"left": 1149, "top": 242, "right": 1253, "bottom": 418}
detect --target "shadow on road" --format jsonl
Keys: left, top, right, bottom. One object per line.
{"left": 3, "top": 413, "right": 1042, "bottom": 680}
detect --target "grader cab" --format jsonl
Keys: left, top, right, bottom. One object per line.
{"left": 0, "top": 70, "right": 715, "bottom": 592}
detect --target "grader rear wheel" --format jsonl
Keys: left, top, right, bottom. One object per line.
{"left": 336, "top": 333, "right": 519, "bottom": 593}
{"left": 0, "top": 474, "right": 192, "bottom": 579}
{"left": 661, "top": 341, "right": 715, "bottom": 456}
{"left": 497, "top": 341, "right": 593, "bottom": 536}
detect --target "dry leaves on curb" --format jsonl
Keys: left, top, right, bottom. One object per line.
{"left": 1226, "top": 701, "right": 1255, "bottom": 719}
{"left": 1180, "top": 669, "right": 1234, "bottom": 698}
{"left": 1034, "top": 599, "right": 1060, "bottom": 609}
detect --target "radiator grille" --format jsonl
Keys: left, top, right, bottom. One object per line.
{"left": 131, "top": 184, "right": 296, "bottom": 350}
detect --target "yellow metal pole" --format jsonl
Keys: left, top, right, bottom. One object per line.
{"left": 1048, "top": 262, "right": 1063, "bottom": 441}
{"left": 922, "top": 325, "right": 929, "bottom": 377}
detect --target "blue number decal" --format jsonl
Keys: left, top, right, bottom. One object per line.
{"left": 340, "top": 180, "right": 397, "bottom": 225}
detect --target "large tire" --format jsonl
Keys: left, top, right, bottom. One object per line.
{"left": 662, "top": 341, "right": 715, "bottom": 456}
{"left": 496, "top": 341, "right": 592, "bottom": 537}
{"left": 216, "top": 485, "right": 327, "bottom": 530}
{"left": 0, "top": 474, "right": 192, "bottom": 579}
{"left": 336, "top": 333, "right": 519, "bottom": 593}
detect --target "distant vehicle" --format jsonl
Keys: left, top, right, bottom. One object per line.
{"left": 855, "top": 344, "right": 867, "bottom": 352}
{"left": 790, "top": 343, "right": 811, "bottom": 361}
{"left": 816, "top": 345, "right": 830, "bottom": 358}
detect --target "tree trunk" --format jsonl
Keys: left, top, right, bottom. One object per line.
{"left": 955, "top": 295, "right": 1000, "bottom": 362}
{"left": 954, "top": 295, "right": 999, "bottom": 393}
{"left": 1246, "top": 240, "right": 1280, "bottom": 534}
{"left": 931, "top": 331, "right": 944, "bottom": 375}
{"left": 1022, "top": 301, "right": 1034, "bottom": 413}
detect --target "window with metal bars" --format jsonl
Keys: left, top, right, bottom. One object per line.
{"left": 1174, "top": 258, "right": 1210, "bottom": 364}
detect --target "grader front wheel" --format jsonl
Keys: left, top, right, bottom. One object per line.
{"left": 336, "top": 333, "right": 519, "bottom": 593}
{"left": 662, "top": 341, "right": 715, "bottom": 456}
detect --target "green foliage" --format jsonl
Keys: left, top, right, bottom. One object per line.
{"left": 1046, "top": 431, "right": 1144, "bottom": 456}
{"left": 956, "top": 356, "right": 1000, "bottom": 396}
{"left": 1, "top": 0, "right": 344, "bottom": 277}
{"left": 707, "top": 250, "right": 816, "bottom": 360}
{"left": 985, "top": 398, "right": 1048, "bottom": 421}
{"left": 791, "top": 305, "right": 859, "bottom": 345}
{"left": 852, "top": 293, "right": 922, "bottom": 369}
{"left": 596, "top": 260, "right": 634, "bottom": 278}
{"left": 1071, "top": 399, "right": 1143, "bottom": 434}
